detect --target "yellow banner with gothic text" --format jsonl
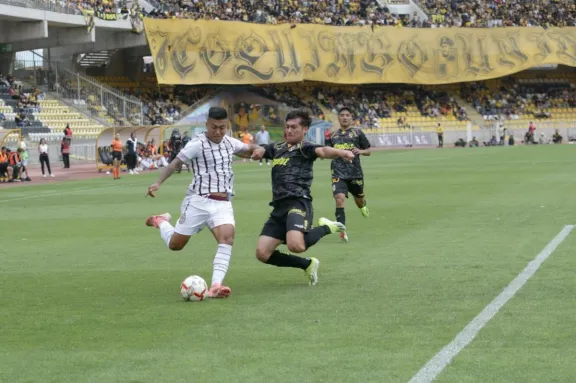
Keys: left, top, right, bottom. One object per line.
{"left": 143, "top": 19, "right": 576, "bottom": 85}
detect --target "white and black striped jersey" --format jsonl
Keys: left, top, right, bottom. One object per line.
{"left": 177, "top": 134, "right": 248, "bottom": 196}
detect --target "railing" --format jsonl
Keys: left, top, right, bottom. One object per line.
{"left": 145, "top": 0, "right": 161, "bottom": 9}
{"left": 60, "top": 65, "right": 144, "bottom": 126}
{"left": 11, "top": 59, "right": 144, "bottom": 127}
{"left": 0, "top": 0, "right": 81, "bottom": 14}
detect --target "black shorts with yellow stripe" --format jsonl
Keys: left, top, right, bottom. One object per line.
{"left": 332, "top": 178, "right": 365, "bottom": 198}
{"left": 260, "top": 197, "right": 313, "bottom": 243}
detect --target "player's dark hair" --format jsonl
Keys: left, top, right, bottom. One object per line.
{"left": 285, "top": 108, "right": 312, "bottom": 128}
{"left": 338, "top": 106, "right": 355, "bottom": 117}
{"left": 208, "top": 107, "right": 228, "bottom": 120}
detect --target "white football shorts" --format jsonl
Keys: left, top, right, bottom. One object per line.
{"left": 174, "top": 194, "right": 235, "bottom": 236}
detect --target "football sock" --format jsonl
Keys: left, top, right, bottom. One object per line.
{"left": 335, "top": 207, "right": 346, "bottom": 225}
{"left": 159, "top": 221, "right": 175, "bottom": 248}
{"left": 304, "top": 226, "right": 331, "bottom": 249}
{"left": 212, "top": 244, "right": 232, "bottom": 286}
{"left": 266, "top": 250, "right": 312, "bottom": 270}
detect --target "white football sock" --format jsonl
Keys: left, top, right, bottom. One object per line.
{"left": 159, "top": 221, "right": 175, "bottom": 248}
{"left": 211, "top": 244, "right": 232, "bottom": 286}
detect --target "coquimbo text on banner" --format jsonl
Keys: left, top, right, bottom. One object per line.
{"left": 143, "top": 19, "right": 576, "bottom": 85}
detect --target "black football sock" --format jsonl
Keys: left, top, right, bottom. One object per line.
{"left": 335, "top": 207, "right": 346, "bottom": 225}
{"left": 304, "top": 226, "right": 331, "bottom": 249}
{"left": 266, "top": 250, "right": 312, "bottom": 270}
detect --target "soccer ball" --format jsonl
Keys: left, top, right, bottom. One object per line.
{"left": 180, "top": 275, "right": 208, "bottom": 301}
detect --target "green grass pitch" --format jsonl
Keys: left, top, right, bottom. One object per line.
{"left": 1, "top": 145, "right": 575, "bottom": 383}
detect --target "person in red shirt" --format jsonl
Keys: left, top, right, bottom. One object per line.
{"left": 64, "top": 124, "right": 73, "bottom": 139}
{"left": 8, "top": 148, "right": 22, "bottom": 181}
{"left": 61, "top": 137, "right": 71, "bottom": 169}
{"left": 527, "top": 122, "right": 536, "bottom": 144}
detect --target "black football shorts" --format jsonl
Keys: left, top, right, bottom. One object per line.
{"left": 332, "top": 178, "right": 365, "bottom": 198}
{"left": 260, "top": 198, "right": 313, "bottom": 243}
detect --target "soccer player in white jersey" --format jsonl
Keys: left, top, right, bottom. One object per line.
{"left": 145, "top": 107, "right": 265, "bottom": 298}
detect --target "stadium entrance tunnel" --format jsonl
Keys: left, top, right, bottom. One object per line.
{"left": 95, "top": 125, "right": 176, "bottom": 172}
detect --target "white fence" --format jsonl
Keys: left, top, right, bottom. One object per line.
{"left": 20, "top": 143, "right": 96, "bottom": 166}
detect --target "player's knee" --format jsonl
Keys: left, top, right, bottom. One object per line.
{"left": 255, "top": 247, "right": 271, "bottom": 263}
{"left": 335, "top": 196, "right": 346, "bottom": 207}
{"left": 168, "top": 241, "right": 185, "bottom": 251}
{"left": 287, "top": 241, "right": 306, "bottom": 254}
{"left": 218, "top": 237, "right": 234, "bottom": 246}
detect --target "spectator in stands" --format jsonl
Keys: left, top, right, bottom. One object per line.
{"left": 8, "top": 85, "right": 19, "bottom": 100}
{"left": 0, "top": 73, "right": 9, "bottom": 87}
{"left": 14, "top": 110, "right": 27, "bottom": 128}
{"left": 61, "top": 137, "right": 71, "bottom": 169}
{"left": 38, "top": 138, "right": 54, "bottom": 178}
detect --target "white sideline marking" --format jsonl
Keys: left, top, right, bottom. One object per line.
{"left": 408, "top": 225, "right": 574, "bottom": 383}
{"left": 0, "top": 183, "right": 140, "bottom": 203}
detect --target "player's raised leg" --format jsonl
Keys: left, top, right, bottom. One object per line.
{"left": 350, "top": 179, "right": 369, "bottom": 218}
{"left": 255, "top": 234, "right": 321, "bottom": 285}
{"left": 255, "top": 207, "right": 345, "bottom": 286}
{"left": 145, "top": 213, "right": 191, "bottom": 250}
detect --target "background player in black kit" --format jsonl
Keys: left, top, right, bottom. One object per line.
{"left": 251, "top": 109, "right": 355, "bottom": 286}
{"left": 325, "top": 107, "right": 371, "bottom": 243}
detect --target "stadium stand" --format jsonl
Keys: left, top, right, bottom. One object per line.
{"left": 91, "top": 76, "right": 196, "bottom": 125}
{"left": 419, "top": 0, "right": 576, "bottom": 28}
{"left": 1, "top": 76, "right": 106, "bottom": 141}
{"left": 144, "top": 0, "right": 409, "bottom": 26}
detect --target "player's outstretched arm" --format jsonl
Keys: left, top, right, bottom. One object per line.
{"left": 147, "top": 158, "right": 183, "bottom": 197}
{"left": 235, "top": 144, "right": 265, "bottom": 159}
{"left": 315, "top": 147, "right": 355, "bottom": 162}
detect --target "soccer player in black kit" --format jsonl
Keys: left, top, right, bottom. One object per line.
{"left": 251, "top": 109, "right": 355, "bottom": 286}
{"left": 325, "top": 107, "right": 371, "bottom": 243}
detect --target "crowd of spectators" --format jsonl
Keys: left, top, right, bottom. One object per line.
{"left": 77, "top": 0, "right": 119, "bottom": 13}
{"left": 313, "top": 85, "right": 467, "bottom": 127}
{"left": 145, "top": 0, "right": 409, "bottom": 27}
{"left": 461, "top": 78, "right": 576, "bottom": 121}
{"left": 420, "top": 0, "right": 576, "bottom": 28}
{"left": 142, "top": 0, "right": 575, "bottom": 28}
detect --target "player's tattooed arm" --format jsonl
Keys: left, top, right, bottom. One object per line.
{"left": 147, "top": 158, "right": 183, "bottom": 197}
{"left": 315, "top": 146, "right": 355, "bottom": 162}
